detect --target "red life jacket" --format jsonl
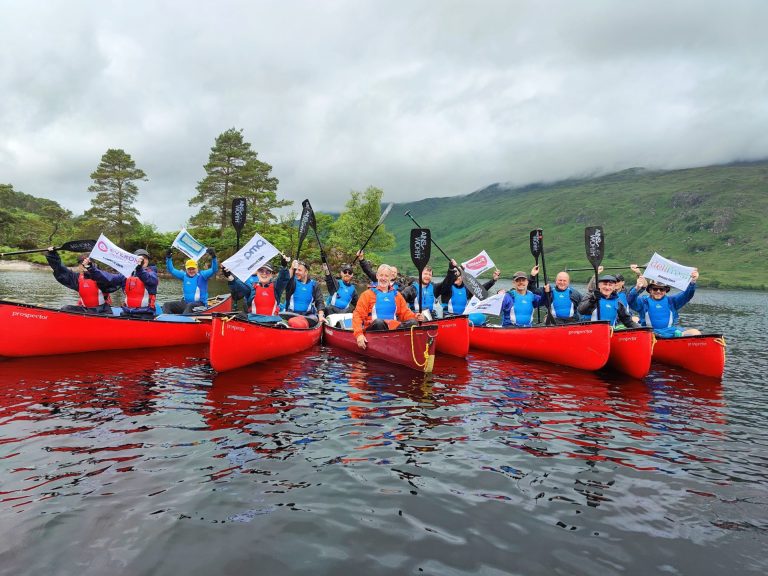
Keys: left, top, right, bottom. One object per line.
{"left": 250, "top": 282, "right": 279, "bottom": 315}
{"left": 124, "top": 276, "right": 155, "bottom": 309}
{"left": 77, "top": 274, "right": 111, "bottom": 307}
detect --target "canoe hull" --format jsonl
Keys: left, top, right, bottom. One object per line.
{"left": 652, "top": 334, "right": 726, "bottom": 379}
{"left": 0, "top": 300, "right": 211, "bottom": 357}
{"left": 424, "top": 316, "right": 470, "bottom": 357}
{"left": 469, "top": 321, "right": 612, "bottom": 371}
{"left": 607, "top": 327, "right": 654, "bottom": 379}
{"left": 209, "top": 316, "right": 322, "bottom": 372}
{"left": 323, "top": 325, "right": 437, "bottom": 372}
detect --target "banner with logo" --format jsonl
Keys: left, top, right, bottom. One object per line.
{"left": 221, "top": 233, "right": 279, "bottom": 282}
{"left": 172, "top": 228, "right": 207, "bottom": 261}
{"left": 461, "top": 250, "right": 496, "bottom": 278}
{"left": 464, "top": 291, "right": 505, "bottom": 316}
{"left": 89, "top": 234, "right": 141, "bottom": 277}
{"left": 643, "top": 252, "right": 695, "bottom": 291}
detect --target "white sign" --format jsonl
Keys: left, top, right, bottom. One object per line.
{"left": 172, "top": 228, "right": 207, "bottom": 261}
{"left": 643, "top": 252, "right": 695, "bottom": 291}
{"left": 89, "top": 234, "right": 141, "bottom": 277}
{"left": 461, "top": 250, "right": 496, "bottom": 278}
{"left": 221, "top": 233, "right": 279, "bottom": 282}
{"left": 464, "top": 291, "right": 505, "bottom": 316}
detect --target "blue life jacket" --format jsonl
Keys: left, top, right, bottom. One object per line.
{"left": 550, "top": 287, "right": 575, "bottom": 319}
{"left": 411, "top": 283, "right": 435, "bottom": 312}
{"left": 590, "top": 295, "right": 621, "bottom": 326}
{"left": 329, "top": 280, "right": 356, "bottom": 310}
{"left": 180, "top": 273, "right": 209, "bottom": 303}
{"left": 502, "top": 291, "right": 536, "bottom": 327}
{"left": 617, "top": 290, "right": 629, "bottom": 311}
{"left": 371, "top": 287, "right": 397, "bottom": 320}
{"left": 446, "top": 284, "right": 468, "bottom": 315}
{"left": 288, "top": 279, "right": 317, "bottom": 314}
{"left": 643, "top": 296, "right": 677, "bottom": 330}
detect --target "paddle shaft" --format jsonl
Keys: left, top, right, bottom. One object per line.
{"left": 1, "top": 239, "right": 96, "bottom": 257}
{"left": 351, "top": 203, "right": 394, "bottom": 265}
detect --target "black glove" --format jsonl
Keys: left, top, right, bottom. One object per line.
{"left": 221, "top": 266, "right": 234, "bottom": 281}
{"left": 135, "top": 263, "right": 144, "bottom": 274}
{"left": 165, "top": 248, "right": 172, "bottom": 259}
{"left": 280, "top": 253, "right": 290, "bottom": 267}
{"left": 206, "top": 247, "right": 216, "bottom": 257}
{"left": 592, "top": 289, "right": 602, "bottom": 300}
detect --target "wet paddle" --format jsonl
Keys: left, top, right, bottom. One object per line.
{"left": 303, "top": 199, "right": 338, "bottom": 295}
{"left": 529, "top": 230, "right": 542, "bottom": 323}
{"left": 296, "top": 199, "right": 313, "bottom": 261}
{"left": 404, "top": 211, "right": 488, "bottom": 300}
{"left": 410, "top": 228, "right": 431, "bottom": 315}
{"left": 584, "top": 226, "right": 605, "bottom": 320}
{"left": 231, "top": 198, "right": 247, "bottom": 251}
{"left": 1, "top": 239, "right": 97, "bottom": 257}
{"left": 351, "top": 202, "right": 394, "bottom": 265}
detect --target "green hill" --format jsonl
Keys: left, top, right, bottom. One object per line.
{"left": 380, "top": 161, "right": 768, "bottom": 290}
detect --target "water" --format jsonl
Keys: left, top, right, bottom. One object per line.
{"left": 1, "top": 271, "right": 767, "bottom": 575}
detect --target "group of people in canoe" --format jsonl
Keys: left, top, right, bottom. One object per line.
{"left": 45, "top": 242, "right": 702, "bottom": 346}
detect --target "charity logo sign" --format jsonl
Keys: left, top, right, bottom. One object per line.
{"left": 221, "top": 233, "right": 279, "bottom": 282}
{"left": 89, "top": 234, "right": 141, "bottom": 277}
{"left": 461, "top": 250, "right": 495, "bottom": 278}
{"left": 464, "top": 291, "right": 505, "bottom": 316}
{"left": 172, "top": 228, "right": 207, "bottom": 261}
{"left": 643, "top": 253, "right": 695, "bottom": 291}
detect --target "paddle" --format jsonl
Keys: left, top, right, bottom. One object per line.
{"left": 529, "top": 230, "right": 542, "bottom": 323}
{"left": 565, "top": 264, "right": 646, "bottom": 272}
{"left": 231, "top": 197, "right": 247, "bottom": 251}
{"left": 584, "top": 226, "right": 605, "bottom": 320}
{"left": 410, "top": 228, "right": 431, "bottom": 316}
{"left": 404, "top": 211, "right": 488, "bottom": 300}
{"left": 302, "top": 199, "right": 338, "bottom": 295}
{"left": 296, "top": 199, "right": 313, "bottom": 261}
{"left": 534, "top": 229, "right": 548, "bottom": 285}
{"left": 1, "top": 239, "right": 97, "bottom": 257}
{"left": 351, "top": 202, "right": 394, "bottom": 265}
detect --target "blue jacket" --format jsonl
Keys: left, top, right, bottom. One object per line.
{"left": 628, "top": 283, "right": 696, "bottom": 333}
{"left": 166, "top": 256, "right": 218, "bottom": 303}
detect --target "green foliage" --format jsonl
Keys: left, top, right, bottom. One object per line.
{"left": 86, "top": 149, "right": 147, "bottom": 245}
{"left": 0, "top": 184, "right": 75, "bottom": 249}
{"left": 189, "top": 128, "right": 291, "bottom": 230}
{"left": 327, "top": 186, "right": 395, "bottom": 264}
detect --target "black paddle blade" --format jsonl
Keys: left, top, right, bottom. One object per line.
{"left": 585, "top": 226, "right": 605, "bottom": 269}
{"left": 529, "top": 229, "right": 542, "bottom": 259}
{"left": 461, "top": 269, "right": 488, "bottom": 300}
{"left": 60, "top": 239, "right": 98, "bottom": 252}
{"left": 296, "top": 200, "right": 313, "bottom": 258}
{"left": 302, "top": 199, "right": 317, "bottom": 231}
{"left": 410, "top": 228, "right": 431, "bottom": 271}
{"left": 231, "top": 198, "right": 247, "bottom": 232}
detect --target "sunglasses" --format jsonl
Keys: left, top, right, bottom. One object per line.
{"left": 341, "top": 269, "right": 353, "bottom": 274}
{"left": 649, "top": 286, "right": 666, "bottom": 292}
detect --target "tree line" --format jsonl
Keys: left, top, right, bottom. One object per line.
{"left": 1, "top": 128, "right": 395, "bottom": 271}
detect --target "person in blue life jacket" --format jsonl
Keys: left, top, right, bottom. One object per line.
{"left": 400, "top": 265, "right": 448, "bottom": 320}
{"left": 541, "top": 271, "right": 583, "bottom": 325}
{"left": 578, "top": 274, "right": 640, "bottom": 329}
{"left": 325, "top": 263, "right": 359, "bottom": 314}
{"left": 44, "top": 248, "right": 117, "bottom": 314}
{"left": 87, "top": 248, "right": 159, "bottom": 317}
{"left": 627, "top": 270, "right": 701, "bottom": 337}
{"left": 500, "top": 270, "right": 550, "bottom": 327}
{"left": 162, "top": 247, "right": 218, "bottom": 314}
{"left": 284, "top": 259, "right": 326, "bottom": 325}
{"left": 222, "top": 261, "right": 290, "bottom": 322}
{"left": 440, "top": 259, "right": 500, "bottom": 316}
{"left": 585, "top": 265, "right": 641, "bottom": 322}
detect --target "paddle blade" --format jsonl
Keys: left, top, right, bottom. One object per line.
{"left": 231, "top": 198, "right": 247, "bottom": 232}
{"left": 410, "top": 228, "right": 431, "bottom": 272}
{"left": 376, "top": 203, "right": 394, "bottom": 227}
{"left": 60, "top": 239, "right": 98, "bottom": 252}
{"left": 461, "top": 269, "right": 488, "bottom": 300}
{"left": 585, "top": 226, "right": 605, "bottom": 269}
{"left": 529, "top": 229, "right": 542, "bottom": 260}
{"left": 296, "top": 199, "right": 314, "bottom": 258}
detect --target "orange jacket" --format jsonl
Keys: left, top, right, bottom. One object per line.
{"left": 352, "top": 287, "right": 417, "bottom": 338}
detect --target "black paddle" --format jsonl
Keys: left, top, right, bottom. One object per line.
{"left": 1, "top": 239, "right": 97, "bottom": 257}
{"left": 302, "top": 200, "right": 338, "bottom": 295}
{"left": 565, "top": 264, "right": 645, "bottom": 272}
{"left": 529, "top": 230, "right": 542, "bottom": 323}
{"left": 584, "top": 226, "right": 605, "bottom": 320}
{"left": 410, "top": 228, "right": 431, "bottom": 316}
{"left": 351, "top": 202, "right": 394, "bottom": 265}
{"left": 404, "top": 211, "right": 488, "bottom": 300}
{"left": 296, "top": 199, "right": 313, "bottom": 261}
{"left": 231, "top": 197, "right": 247, "bottom": 251}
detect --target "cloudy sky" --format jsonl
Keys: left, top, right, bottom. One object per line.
{"left": 2, "top": 0, "right": 767, "bottom": 231}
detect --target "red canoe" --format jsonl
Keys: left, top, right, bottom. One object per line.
{"left": 469, "top": 321, "right": 612, "bottom": 371}
{"left": 652, "top": 334, "right": 726, "bottom": 379}
{"left": 0, "top": 300, "right": 212, "bottom": 357}
{"left": 423, "top": 315, "right": 470, "bottom": 357}
{"left": 607, "top": 327, "right": 655, "bottom": 379}
{"left": 209, "top": 315, "right": 322, "bottom": 372}
{"left": 323, "top": 325, "right": 437, "bottom": 373}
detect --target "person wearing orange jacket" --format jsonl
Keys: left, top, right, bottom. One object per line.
{"left": 352, "top": 264, "right": 425, "bottom": 349}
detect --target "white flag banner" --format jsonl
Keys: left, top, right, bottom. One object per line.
{"left": 221, "top": 233, "right": 279, "bottom": 282}
{"left": 172, "top": 228, "right": 207, "bottom": 261}
{"left": 461, "top": 250, "right": 496, "bottom": 278}
{"left": 464, "top": 291, "right": 505, "bottom": 316}
{"left": 89, "top": 234, "right": 141, "bottom": 277}
{"left": 643, "top": 252, "right": 695, "bottom": 291}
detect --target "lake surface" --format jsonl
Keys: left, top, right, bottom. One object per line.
{"left": 1, "top": 271, "right": 767, "bottom": 575}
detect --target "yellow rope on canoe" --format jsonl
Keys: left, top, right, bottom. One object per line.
{"left": 410, "top": 325, "right": 434, "bottom": 372}
{"left": 715, "top": 336, "right": 727, "bottom": 362}
{"left": 220, "top": 314, "right": 234, "bottom": 336}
